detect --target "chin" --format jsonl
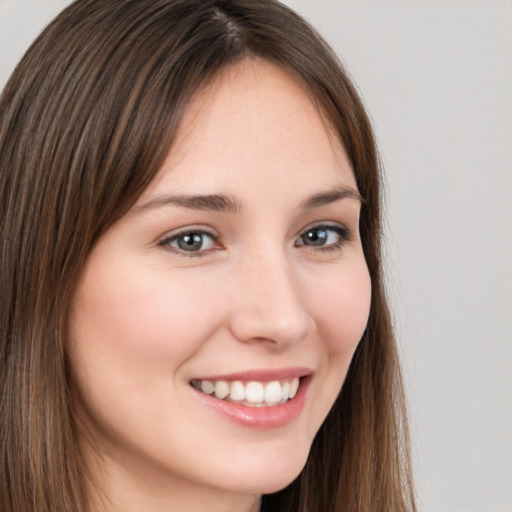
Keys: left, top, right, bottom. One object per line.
{"left": 211, "top": 441, "right": 310, "bottom": 496}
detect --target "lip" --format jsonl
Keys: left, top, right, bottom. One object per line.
{"left": 190, "top": 369, "right": 312, "bottom": 429}
{"left": 192, "top": 366, "right": 312, "bottom": 383}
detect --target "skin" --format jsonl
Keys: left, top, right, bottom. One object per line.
{"left": 67, "top": 59, "right": 372, "bottom": 512}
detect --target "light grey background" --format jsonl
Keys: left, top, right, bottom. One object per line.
{"left": 1, "top": 1, "right": 511, "bottom": 511}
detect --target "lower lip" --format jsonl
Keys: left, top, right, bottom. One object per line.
{"left": 191, "top": 377, "right": 310, "bottom": 429}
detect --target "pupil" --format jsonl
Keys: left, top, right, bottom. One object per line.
{"left": 178, "top": 233, "right": 203, "bottom": 251}
{"left": 306, "top": 228, "right": 327, "bottom": 245}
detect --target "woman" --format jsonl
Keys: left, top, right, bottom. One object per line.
{"left": 0, "top": 1, "right": 415, "bottom": 511}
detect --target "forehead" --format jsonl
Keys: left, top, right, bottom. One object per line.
{"left": 139, "top": 59, "right": 356, "bottom": 201}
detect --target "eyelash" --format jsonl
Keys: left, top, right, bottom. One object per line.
{"left": 158, "top": 223, "right": 353, "bottom": 257}
{"left": 158, "top": 228, "right": 220, "bottom": 258}
{"left": 295, "top": 224, "right": 353, "bottom": 252}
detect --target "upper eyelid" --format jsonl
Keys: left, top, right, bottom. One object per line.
{"left": 295, "top": 224, "right": 353, "bottom": 254}
{"left": 159, "top": 222, "right": 346, "bottom": 238}
{"left": 158, "top": 228, "right": 220, "bottom": 258}
{"left": 158, "top": 225, "right": 219, "bottom": 242}
{"left": 296, "top": 220, "right": 350, "bottom": 236}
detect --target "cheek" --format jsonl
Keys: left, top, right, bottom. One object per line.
{"left": 295, "top": 258, "right": 371, "bottom": 440}
{"left": 312, "top": 262, "right": 372, "bottom": 355}
{"left": 307, "top": 258, "right": 371, "bottom": 403}
{"left": 67, "top": 260, "right": 223, "bottom": 395}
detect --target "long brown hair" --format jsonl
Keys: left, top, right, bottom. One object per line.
{"left": 0, "top": 1, "right": 415, "bottom": 510}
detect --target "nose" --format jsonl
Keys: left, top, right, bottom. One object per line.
{"left": 227, "top": 250, "right": 315, "bottom": 348}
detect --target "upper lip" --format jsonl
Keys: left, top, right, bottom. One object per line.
{"left": 191, "top": 367, "right": 313, "bottom": 383}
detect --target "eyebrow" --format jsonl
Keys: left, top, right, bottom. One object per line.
{"left": 134, "top": 193, "right": 242, "bottom": 214}
{"left": 299, "top": 187, "right": 364, "bottom": 210}
{"left": 134, "top": 186, "right": 363, "bottom": 214}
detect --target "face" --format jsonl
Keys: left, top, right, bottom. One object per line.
{"left": 68, "top": 60, "right": 371, "bottom": 510}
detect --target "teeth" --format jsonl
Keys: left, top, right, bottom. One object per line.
{"left": 281, "top": 381, "right": 290, "bottom": 401}
{"left": 264, "top": 381, "right": 282, "bottom": 403}
{"left": 289, "top": 377, "right": 300, "bottom": 399}
{"left": 246, "top": 382, "right": 264, "bottom": 403}
{"left": 191, "top": 377, "right": 302, "bottom": 406}
{"left": 214, "top": 380, "right": 230, "bottom": 399}
{"left": 230, "top": 381, "right": 246, "bottom": 401}
{"left": 202, "top": 380, "right": 215, "bottom": 395}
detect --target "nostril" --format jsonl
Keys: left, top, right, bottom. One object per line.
{"left": 229, "top": 307, "right": 313, "bottom": 347}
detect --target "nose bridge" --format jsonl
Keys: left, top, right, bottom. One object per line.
{"left": 228, "top": 244, "right": 313, "bottom": 346}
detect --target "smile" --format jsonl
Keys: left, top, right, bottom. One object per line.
{"left": 190, "top": 378, "right": 300, "bottom": 407}
{"left": 189, "top": 368, "right": 312, "bottom": 428}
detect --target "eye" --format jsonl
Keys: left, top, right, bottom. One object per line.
{"left": 159, "top": 229, "right": 218, "bottom": 255}
{"left": 295, "top": 224, "right": 351, "bottom": 251}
